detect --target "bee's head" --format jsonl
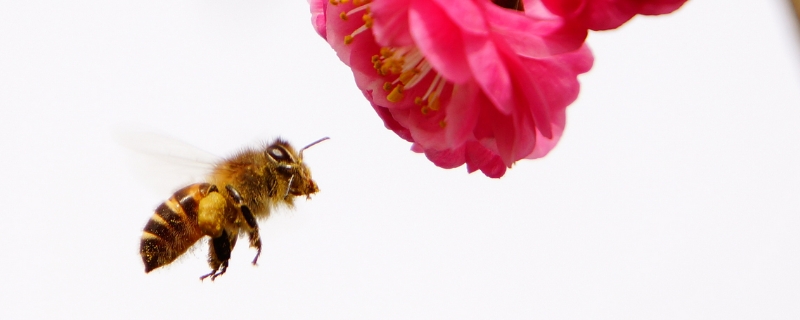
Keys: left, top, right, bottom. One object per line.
{"left": 265, "top": 137, "right": 328, "bottom": 199}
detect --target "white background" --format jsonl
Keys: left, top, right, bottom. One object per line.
{"left": 1, "top": 1, "right": 799, "bottom": 319}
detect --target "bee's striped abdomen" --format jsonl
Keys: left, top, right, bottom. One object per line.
{"left": 140, "top": 183, "right": 213, "bottom": 273}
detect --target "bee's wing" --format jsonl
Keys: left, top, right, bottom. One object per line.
{"left": 115, "top": 130, "right": 221, "bottom": 197}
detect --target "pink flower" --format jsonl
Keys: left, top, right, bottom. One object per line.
{"left": 524, "top": 0, "right": 687, "bottom": 31}
{"left": 311, "top": 0, "right": 592, "bottom": 178}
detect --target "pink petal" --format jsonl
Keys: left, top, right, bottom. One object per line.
{"left": 370, "top": 0, "right": 415, "bottom": 47}
{"left": 308, "top": 0, "right": 328, "bottom": 39}
{"left": 583, "top": 0, "right": 640, "bottom": 31}
{"left": 526, "top": 109, "right": 565, "bottom": 158}
{"left": 639, "top": 0, "right": 688, "bottom": 15}
{"left": 429, "top": 0, "right": 488, "bottom": 35}
{"left": 501, "top": 44, "right": 553, "bottom": 140}
{"left": 423, "top": 145, "right": 466, "bottom": 169}
{"left": 483, "top": 105, "right": 520, "bottom": 166}
{"left": 519, "top": 44, "right": 593, "bottom": 114}
{"left": 324, "top": 1, "right": 372, "bottom": 65}
{"left": 347, "top": 35, "right": 390, "bottom": 90}
{"left": 465, "top": 141, "right": 507, "bottom": 178}
{"left": 371, "top": 101, "right": 414, "bottom": 142}
{"left": 442, "top": 82, "right": 481, "bottom": 147}
{"left": 408, "top": 0, "right": 472, "bottom": 84}
{"left": 484, "top": 1, "right": 586, "bottom": 57}
{"left": 536, "top": 0, "right": 586, "bottom": 17}
{"left": 463, "top": 32, "right": 514, "bottom": 114}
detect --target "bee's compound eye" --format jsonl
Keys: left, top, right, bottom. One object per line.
{"left": 267, "top": 147, "right": 291, "bottom": 162}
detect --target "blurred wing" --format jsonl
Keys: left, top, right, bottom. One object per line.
{"left": 115, "top": 130, "right": 221, "bottom": 197}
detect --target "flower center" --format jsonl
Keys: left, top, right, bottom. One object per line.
{"left": 373, "top": 47, "right": 447, "bottom": 116}
{"left": 335, "top": 0, "right": 448, "bottom": 119}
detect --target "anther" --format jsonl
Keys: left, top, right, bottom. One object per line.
{"left": 343, "top": 24, "right": 368, "bottom": 45}
{"left": 398, "top": 69, "right": 418, "bottom": 84}
{"left": 363, "top": 14, "right": 373, "bottom": 28}
{"left": 387, "top": 84, "right": 404, "bottom": 102}
{"left": 428, "top": 96, "right": 441, "bottom": 111}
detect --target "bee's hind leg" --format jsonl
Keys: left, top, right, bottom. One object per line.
{"left": 225, "top": 185, "right": 262, "bottom": 265}
{"left": 200, "top": 230, "right": 235, "bottom": 281}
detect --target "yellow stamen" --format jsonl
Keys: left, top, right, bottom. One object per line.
{"left": 341, "top": 2, "right": 371, "bottom": 45}
{"left": 428, "top": 96, "right": 441, "bottom": 111}
{"left": 421, "top": 74, "right": 442, "bottom": 101}
{"left": 398, "top": 69, "right": 418, "bottom": 85}
{"left": 439, "top": 120, "right": 447, "bottom": 128}
{"left": 363, "top": 14, "right": 373, "bottom": 28}
{"left": 371, "top": 46, "right": 451, "bottom": 108}
{"left": 387, "top": 84, "right": 404, "bottom": 102}
{"left": 346, "top": 4, "right": 370, "bottom": 16}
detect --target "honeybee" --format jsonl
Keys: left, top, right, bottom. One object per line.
{"left": 139, "top": 137, "right": 328, "bottom": 280}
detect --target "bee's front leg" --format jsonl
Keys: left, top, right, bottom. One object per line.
{"left": 226, "top": 185, "right": 262, "bottom": 265}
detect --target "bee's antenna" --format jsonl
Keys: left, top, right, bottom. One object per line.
{"left": 299, "top": 137, "right": 329, "bottom": 160}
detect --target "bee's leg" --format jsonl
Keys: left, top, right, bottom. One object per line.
{"left": 197, "top": 186, "right": 227, "bottom": 239}
{"left": 247, "top": 228, "right": 262, "bottom": 265}
{"left": 200, "top": 230, "right": 233, "bottom": 281}
{"left": 226, "top": 185, "right": 262, "bottom": 265}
